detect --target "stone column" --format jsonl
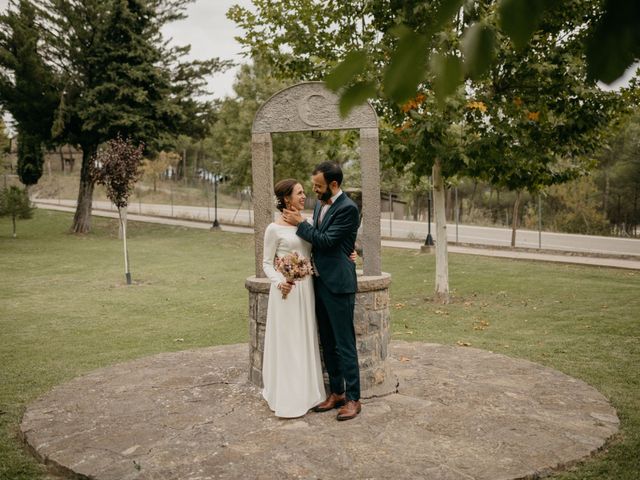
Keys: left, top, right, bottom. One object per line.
{"left": 360, "top": 127, "right": 381, "bottom": 276}
{"left": 251, "top": 132, "right": 273, "bottom": 277}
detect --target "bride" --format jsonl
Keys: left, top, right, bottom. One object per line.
{"left": 261, "top": 178, "right": 325, "bottom": 418}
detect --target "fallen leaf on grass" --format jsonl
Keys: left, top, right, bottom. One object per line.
{"left": 174, "top": 338, "right": 184, "bottom": 342}
{"left": 394, "top": 303, "right": 405, "bottom": 309}
{"left": 456, "top": 341, "right": 472, "bottom": 347}
{"left": 473, "top": 320, "right": 490, "bottom": 330}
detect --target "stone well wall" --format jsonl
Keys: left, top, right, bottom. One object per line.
{"left": 245, "top": 272, "right": 396, "bottom": 399}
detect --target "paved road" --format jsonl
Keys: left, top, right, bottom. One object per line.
{"left": 36, "top": 199, "right": 640, "bottom": 257}
{"left": 35, "top": 201, "right": 640, "bottom": 270}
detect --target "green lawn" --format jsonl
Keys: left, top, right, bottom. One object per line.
{"left": 1, "top": 210, "right": 638, "bottom": 479}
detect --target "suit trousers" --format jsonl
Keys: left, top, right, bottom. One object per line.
{"left": 314, "top": 276, "right": 360, "bottom": 401}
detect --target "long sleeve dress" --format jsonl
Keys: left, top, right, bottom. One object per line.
{"left": 261, "top": 222, "right": 326, "bottom": 418}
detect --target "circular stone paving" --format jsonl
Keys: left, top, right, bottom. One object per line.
{"left": 20, "top": 341, "right": 618, "bottom": 480}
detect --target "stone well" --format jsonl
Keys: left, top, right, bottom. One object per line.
{"left": 246, "top": 82, "right": 395, "bottom": 398}
{"left": 245, "top": 272, "right": 396, "bottom": 398}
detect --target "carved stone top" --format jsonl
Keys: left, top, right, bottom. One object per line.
{"left": 252, "top": 82, "right": 378, "bottom": 134}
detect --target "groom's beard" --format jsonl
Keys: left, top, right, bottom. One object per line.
{"left": 318, "top": 189, "right": 332, "bottom": 203}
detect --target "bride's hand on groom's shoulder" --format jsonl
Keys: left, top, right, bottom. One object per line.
{"left": 282, "top": 208, "right": 303, "bottom": 226}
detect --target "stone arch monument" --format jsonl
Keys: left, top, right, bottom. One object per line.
{"left": 245, "top": 81, "right": 396, "bottom": 397}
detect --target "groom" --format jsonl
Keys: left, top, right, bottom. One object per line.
{"left": 283, "top": 161, "right": 362, "bottom": 421}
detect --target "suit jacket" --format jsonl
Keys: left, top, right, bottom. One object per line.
{"left": 296, "top": 192, "right": 360, "bottom": 294}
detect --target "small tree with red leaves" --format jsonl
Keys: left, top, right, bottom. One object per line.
{"left": 91, "top": 136, "right": 144, "bottom": 284}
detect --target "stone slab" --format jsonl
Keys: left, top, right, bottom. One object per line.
{"left": 20, "top": 342, "right": 618, "bottom": 480}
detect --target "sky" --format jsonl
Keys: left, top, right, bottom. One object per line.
{"left": 161, "top": 0, "right": 254, "bottom": 99}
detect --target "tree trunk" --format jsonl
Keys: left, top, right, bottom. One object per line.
{"left": 118, "top": 205, "right": 127, "bottom": 240}
{"left": 12, "top": 215, "right": 16, "bottom": 238}
{"left": 603, "top": 169, "right": 610, "bottom": 213}
{"left": 433, "top": 159, "right": 449, "bottom": 304}
{"left": 119, "top": 207, "right": 132, "bottom": 284}
{"left": 467, "top": 180, "right": 478, "bottom": 216}
{"left": 510, "top": 190, "right": 521, "bottom": 247}
{"left": 445, "top": 187, "right": 453, "bottom": 221}
{"left": 71, "top": 144, "right": 97, "bottom": 234}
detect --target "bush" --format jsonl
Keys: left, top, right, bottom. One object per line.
{"left": 0, "top": 185, "right": 34, "bottom": 237}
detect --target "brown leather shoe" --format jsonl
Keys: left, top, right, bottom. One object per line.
{"left": 312, "top": 393, "right": 346, "bottom": 412}
{"left": 337, "top": 400, "right": 361, "bottom": 421}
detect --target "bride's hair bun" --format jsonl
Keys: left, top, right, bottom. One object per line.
{"left": 274, "top": 178, "right": 299, "bottom": 212}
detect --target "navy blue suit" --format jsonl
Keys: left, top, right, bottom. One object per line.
{"left": 296, "top": 192, "right": 360, "bottom": 401}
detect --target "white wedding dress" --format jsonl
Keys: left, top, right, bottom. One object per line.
{"left": 261, "top": 222, "right": 326, "bottom": 418}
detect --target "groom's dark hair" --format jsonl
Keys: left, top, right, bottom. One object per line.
{"left": 313, "top": 161, "right": 343, "bottom": 186}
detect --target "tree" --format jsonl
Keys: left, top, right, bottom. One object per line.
{"left": 596, "top": 107, "right": 640, "bottom": 235}
{"left": 0, "top": 185, "right": 34, "bottom": 237}
{"left": 141, "top": 151, "right": 180, "bottom": 192}
{"left": 326, "top": 0, "right": 640, "bottom": 110}
{"left": 231, "top": 1, "right": 631, "bottom": 303}
{"left": 91, "top": 136, "right": 144, "bottom": 284}
{"left": 0, "top": 0, "right": 60, "bottom": 186}
{"left": 39, "top": 0, "right": 230, "bottom": 233}
{"left": 462, "top": 2, "right": 626, "bottom": 245}
{"left": 544, "top": 177, "right": 610, "bottom": 235}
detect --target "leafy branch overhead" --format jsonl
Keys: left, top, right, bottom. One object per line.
{"left": 326, "top": 0, "right": 639, "bottom": 111}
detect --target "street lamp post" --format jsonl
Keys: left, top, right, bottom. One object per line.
{"left": 425, "top": 189, "right": 435, "bottom": 246}
{"left": 211, "top": 161, "right": 220, "bottom": 230}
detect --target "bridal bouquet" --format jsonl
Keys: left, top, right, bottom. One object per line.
{"left": 275, "top": 252, "right": 313, "bottom": 299}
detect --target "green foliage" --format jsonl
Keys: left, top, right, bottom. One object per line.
{"left": 461, "top": 22, "right": 495, "bottom": 80}
{"left": 595, "top": 108, "right": 640, "bottom": 234}
{"left": 383, "top": 26, "right": 430, "bottom": 105}
{"left": 31, "top": 0, "right": 230, "bottom": 232}
{"left": 228, "top": 0, "right": 377, "bottom": 82}
{"left": 323, "top": 0, "right": 639, "bottom": 107}
{"left": 461, "top": 3, "right": 624, "bottom": 196}
{"left": 543, "top": 177, "right": 611, "bottom": 235}
{"left": 0, "top": 185, "right": 34, "bottom": 237}
{"left": 498, "top": 0, "right": 552, "bottom": 51}
{"left": 0, "top": 0, "right": 60, "bottom": 186}
{"left": 586, "top": 0, "right": 640, "bottom": 83}
{"left": 46, "top": 0, "right": 214, "bottom": 152}
{"left": 16, "top": 132, "right": 43, "bottom": 186}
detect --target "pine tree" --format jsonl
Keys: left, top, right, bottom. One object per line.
{"left": 42, "top": 0, "right": 230, "bottom": 233}
{"left": 0, "top": 0, "right": 60, "bottom": 186}
{"left": 0, "top": 185, "right": 34, "bottom": 237}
